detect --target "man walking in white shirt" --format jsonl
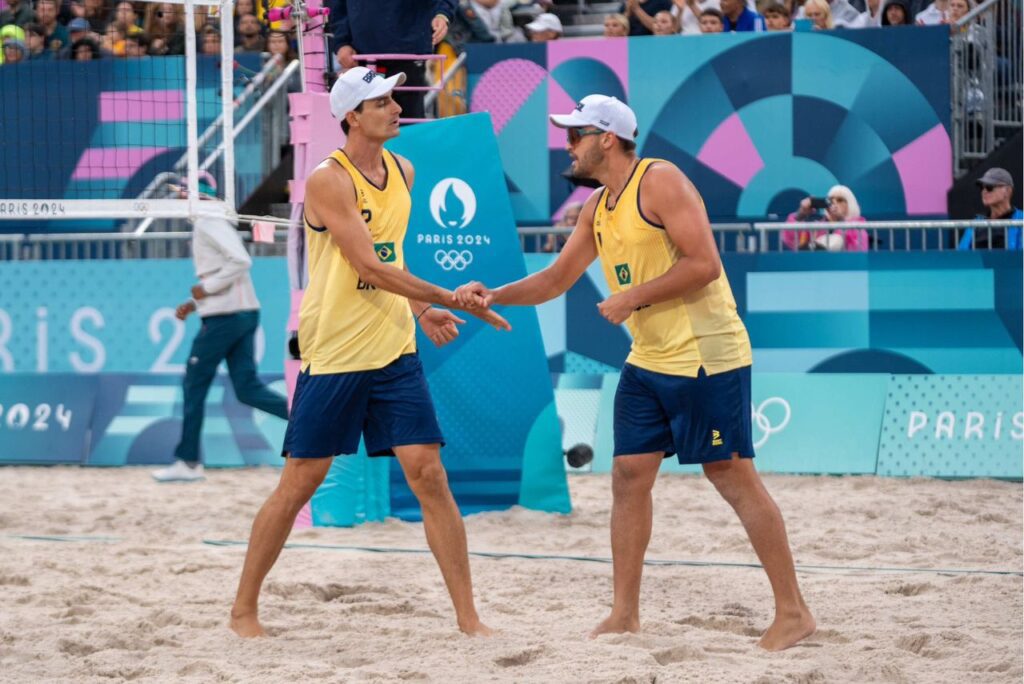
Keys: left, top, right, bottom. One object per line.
{"left": 154, "top": 179, "right": 289, "bottom": 482}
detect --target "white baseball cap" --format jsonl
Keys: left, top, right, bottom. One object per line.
{"left": 549, "top": 94, "right": 638, "bottom": 141}
{"left": 525, "top": 12, "right": 563, "bottom": 34}
{"left": 330, "top": 66, "right": 407, "bottom": 121}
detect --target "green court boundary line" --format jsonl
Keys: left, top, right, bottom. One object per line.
{"left": 7, "top": 535, "right": 1020, "bottom": 577}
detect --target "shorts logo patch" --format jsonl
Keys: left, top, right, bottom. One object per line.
{"left": 711, "top": 429, "right": 723, "bottom": 446}
{"left": 615, "top": 263, "right": 631, "bottom": 286}
{"left": 375, "top": 242, "right": 396, "bottom": 263}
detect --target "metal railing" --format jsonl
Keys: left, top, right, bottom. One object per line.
{"left": 951, "top": 0, "right": 1022, "bottom": 175}
{"left": 0, "top": 220, "right": 1020, "bottom": 262}
{"left": 0, "top": 230, "right": 290, "bottom": 261}
{"left": 519, "top": 220, "right": 1024, "bottom": 253}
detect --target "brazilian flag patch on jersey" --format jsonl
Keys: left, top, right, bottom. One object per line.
{"left": 375, "top": 242, "right": 396, "bottom": 263}
{"left": 615, "top": 263, "right": 632, "bottom": 286}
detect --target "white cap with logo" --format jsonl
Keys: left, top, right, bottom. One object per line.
{"left": 549, "top": 94, "right": 638, "bottom": 141}
{"left": 525, "top": 12, "right": 563, "bottom": 34}
{"left": 330, "top": 66, "right": 407, "bottom": 121}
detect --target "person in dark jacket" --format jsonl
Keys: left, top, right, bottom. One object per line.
{"left": 881, "top": 0, "right": 912, "bottom": 24}
{"left": 329, "top": 0, "right": 455, "bottom": 121}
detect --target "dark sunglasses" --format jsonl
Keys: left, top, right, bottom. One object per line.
{"left": 567, "top": 127, "right": 604, "bottom": 145}
{"left": 981, "top": 184, "right": 1002, "bottom": 192}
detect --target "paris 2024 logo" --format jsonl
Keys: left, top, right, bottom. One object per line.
{"left": 423, "top": 178, "right": 490, "bottom": 272}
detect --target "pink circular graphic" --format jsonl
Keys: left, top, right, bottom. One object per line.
{"left": 470, "top": 59, "right": 548, "bottom": 135}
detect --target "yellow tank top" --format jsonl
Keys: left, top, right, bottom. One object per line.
{"left": 593, "top": 158, "right": 752, "bottom": 377}
{"left": 299, "top": 149, "right": 416, "bottom": 374}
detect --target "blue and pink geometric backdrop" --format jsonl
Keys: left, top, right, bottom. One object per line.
{"left": 0, "top": 55, "right": 264, "bottom": 233}
{"left": 467, "top": 27, "right": 952, "bottom": 225}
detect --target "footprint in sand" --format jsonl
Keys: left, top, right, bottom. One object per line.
{"left": 895, "top": 633, "right": 930, "bottom": 654}
{"left": 176, "top": 661, "right": 225, "bottom": 678}
{"left": 651, "top": 645, "right": 706, "bottom": 665}
{"left": 675, "top": 615, "right": 761, "bottom": 638}
{"left": 719, "top": 602, "right": 755, "bottom": 617}
{"left": 885, "top": 582, "right": 933, "bottom": 597}
{"left": 58, "top": 639, "right": 99, "bottom": 656}
{"left": 346, "top": 600, "right": 418, "bottom": 617}
{"left": 0, "top": 573, "right": 30, "bottom": 586}
{"left": 809, "top": 628, "right": 851, "bottom": 644}
{"left": 266, "top": 581, "right": 396, "bottom": 602}
{"left": 494, "top": 646, "right": 546, "bottom": 667}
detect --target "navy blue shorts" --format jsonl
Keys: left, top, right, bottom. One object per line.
{"left": 613, "top": 364, "right": 755, "bottom": 464}
{"left": 282, "top": 353, "right": 445, "bottom": 458}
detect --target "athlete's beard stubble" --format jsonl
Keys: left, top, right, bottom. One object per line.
{"left": 571, "top": 145, "right": 605, "bottom": 180}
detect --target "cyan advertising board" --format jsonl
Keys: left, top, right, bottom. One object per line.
{"left": 587, "top": 373, "right": 889, "bottom": 475}
{"left": 876, "top": 374, "right": 1023, "bottom": 478}
{"left": 0, "top": 258, "right": 290, "bottom": 374}
{"left": 526, "top": 251, "right": 1022, "bottom": 376}
{"left": 0, "top": 372, "right": 286, "bottom": 467}
{"left": 0, "top": 374, "right": 98, "bottom": 463}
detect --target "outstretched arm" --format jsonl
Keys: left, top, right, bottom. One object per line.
{"left": 455, "top": 190, "right": 601, "bottom": 308}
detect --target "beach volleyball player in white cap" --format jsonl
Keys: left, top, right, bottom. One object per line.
{"left": 455, "top": 94, "right": 815, "bottom": 650}
{"left": 229, "top": 66, "right": 508, "bottom": 639}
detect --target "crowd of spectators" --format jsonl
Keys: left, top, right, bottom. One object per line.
{"left": 0, "top": 0, "right": 984, "bottom": 65}
{"left": 440, "top": 0, "right": 979, "bottom": 45}
{"left": 0, "top": 0, "right": 300, "bottom": 63}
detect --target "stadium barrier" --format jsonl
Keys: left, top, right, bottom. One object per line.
{"left": 1, "top": 371, "right": 1018, "bottom": 479}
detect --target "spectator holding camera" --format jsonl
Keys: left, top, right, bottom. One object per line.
{"left": 782, "top": 185, "right": 869, "bottom": 252}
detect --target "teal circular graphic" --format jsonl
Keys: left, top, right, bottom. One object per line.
{"left": 640, "top": 34, "right": 948, "bottom": 220}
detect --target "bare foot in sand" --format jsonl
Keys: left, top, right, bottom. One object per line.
{"left": 459, "top": 619, "right": 495, "bottom": 637}
{"left": 757, "top": 609, "right": 816, "bottom": 651}
{"left": 589, "top": 613, "right": 640, "bottom": 639}
{"left": 229, "top": 611, "right": 266, "bottom": 638}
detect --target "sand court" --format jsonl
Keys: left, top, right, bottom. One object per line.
{"left": 0, "top": 466, "right": 1020, "bottom": 683}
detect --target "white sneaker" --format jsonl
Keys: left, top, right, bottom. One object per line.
{"left": 152, "top": 460, "right": 205, "bottom": 482}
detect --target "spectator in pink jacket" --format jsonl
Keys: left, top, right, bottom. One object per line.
{"left": 782, "top": 185, "right": 869, "bottom": 251}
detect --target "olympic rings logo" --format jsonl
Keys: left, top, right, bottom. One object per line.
{"left": 751, "top": 397, "right": 791, "bottom": 448}
{"left": 434, "top": 249, "right": 474, "bottom": 271}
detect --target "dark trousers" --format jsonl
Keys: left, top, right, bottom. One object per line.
{"left": 174, "top": 310, "right": 289, "bottom": 463}
{"left": 375, "top": 59, "right": 427, "bottom": 120}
